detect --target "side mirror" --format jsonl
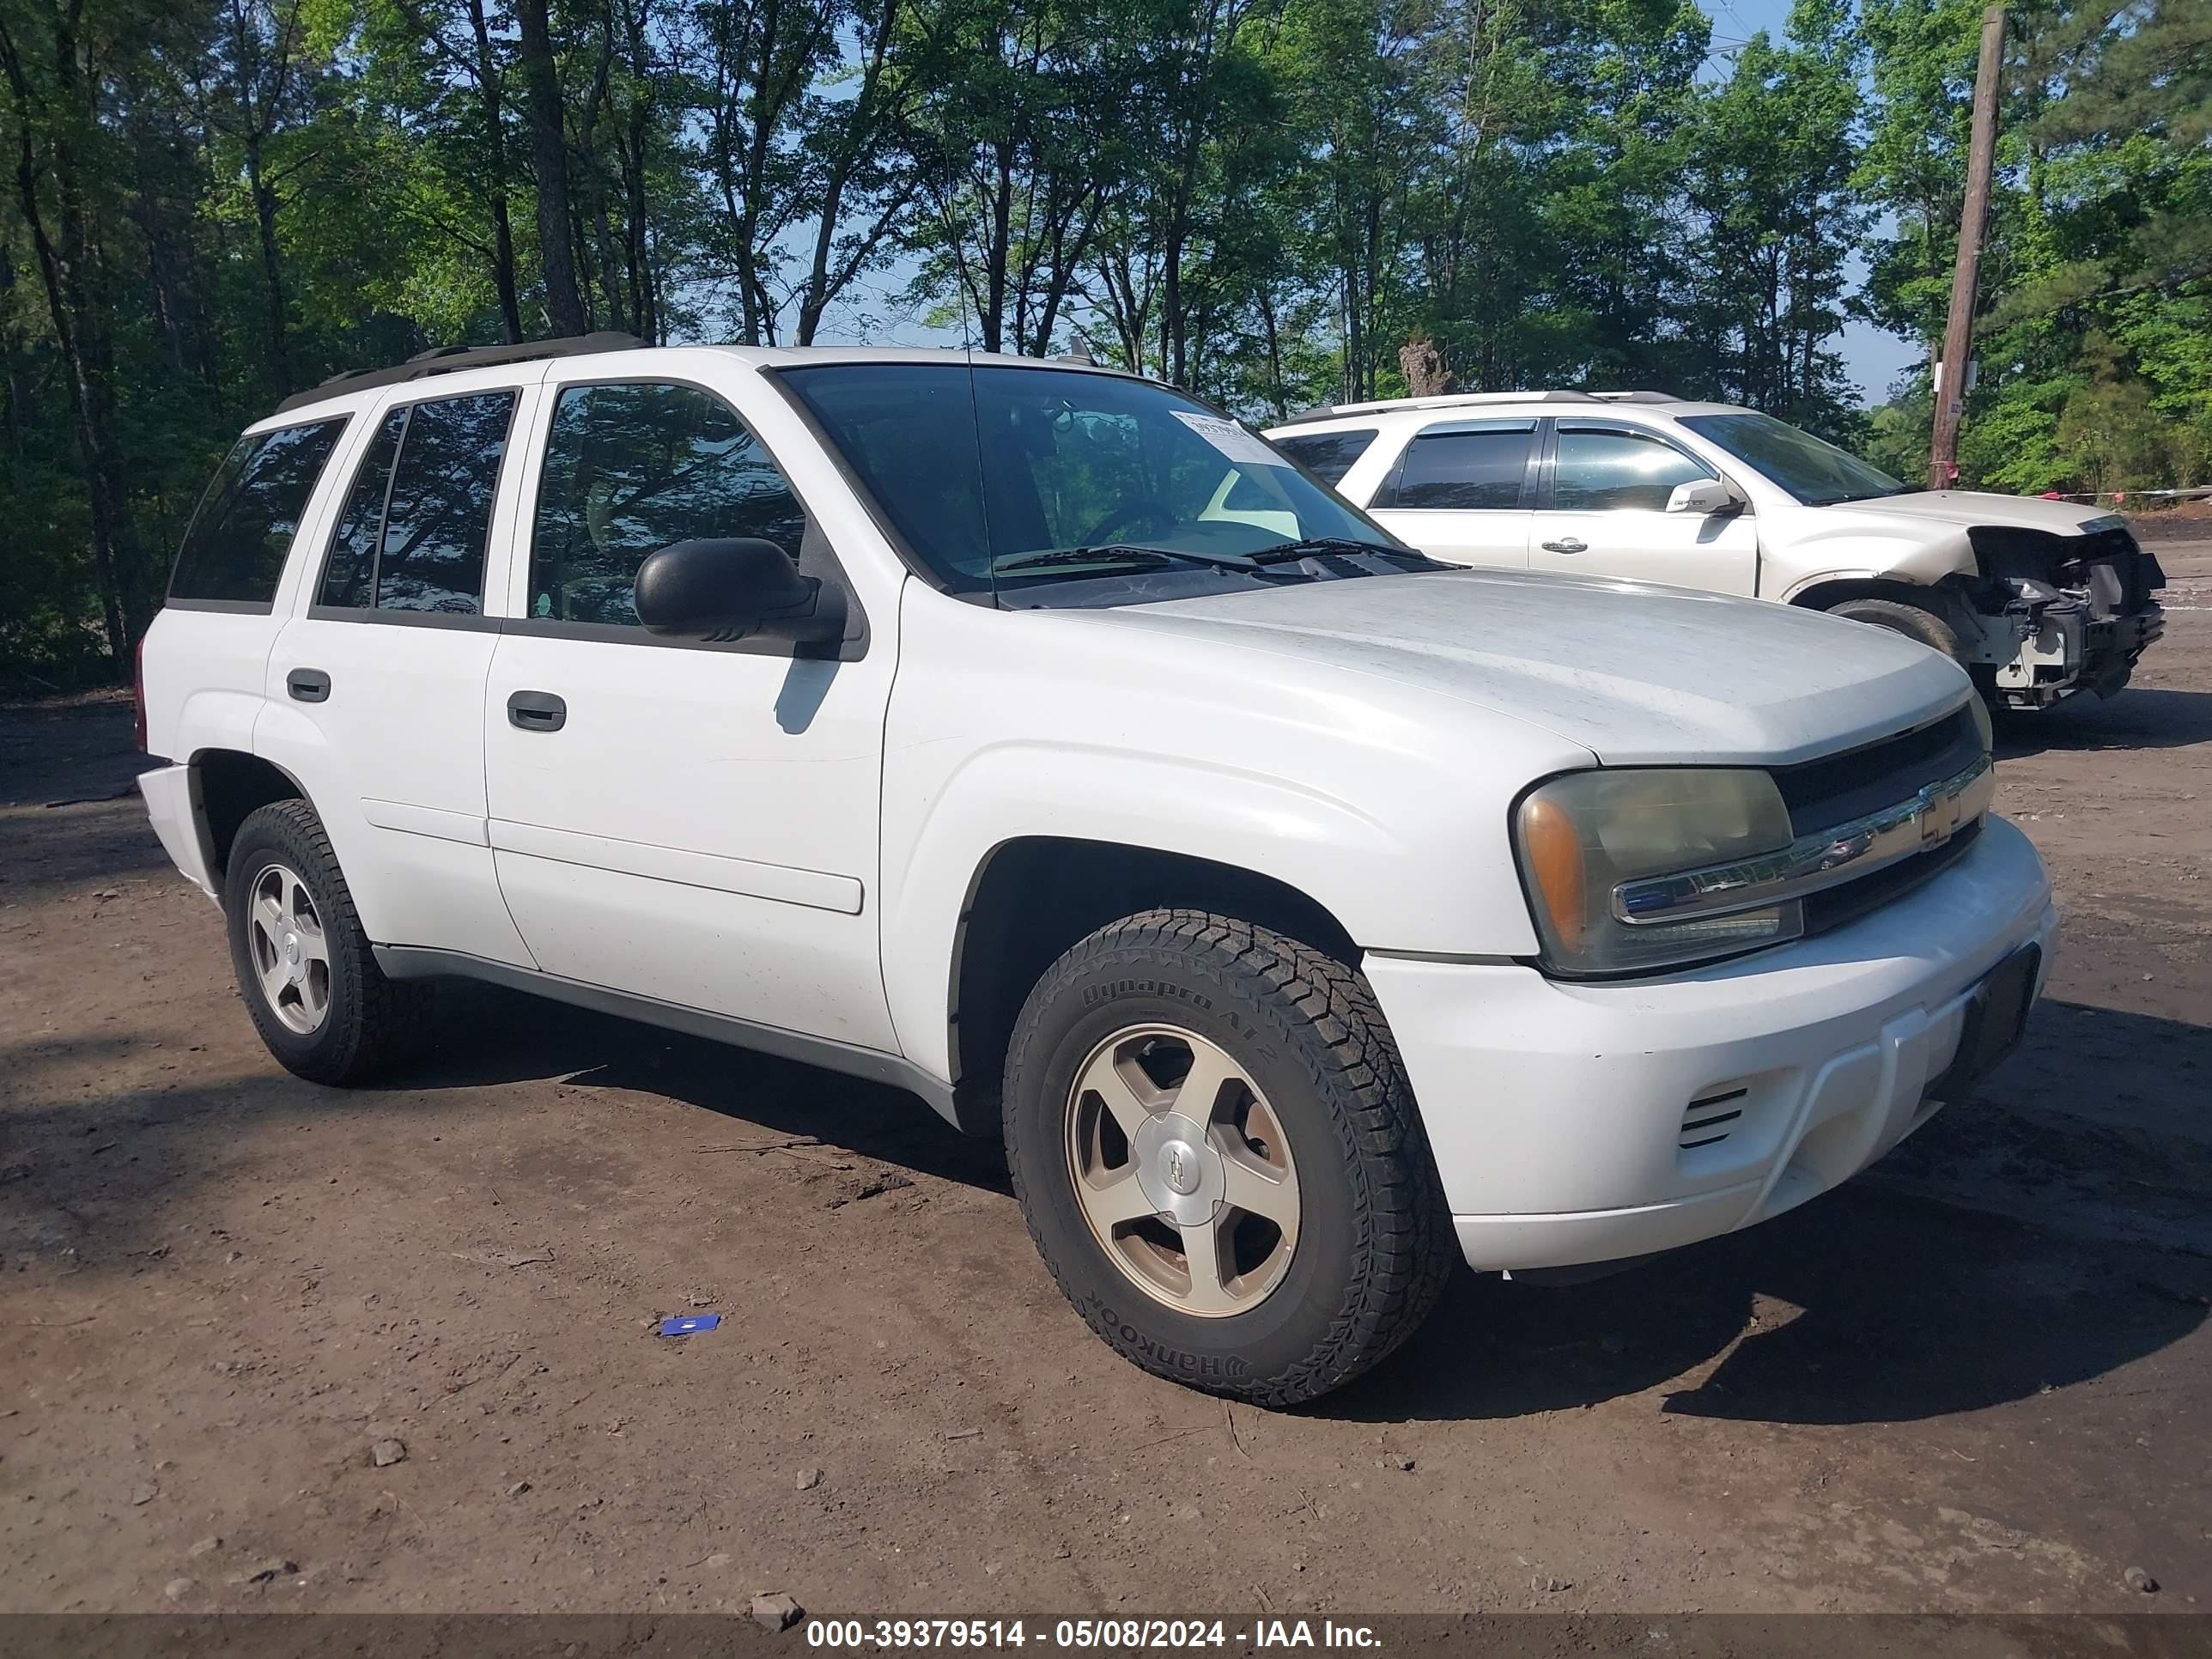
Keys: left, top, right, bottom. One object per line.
{"left": 633, "top": 538, "right": 845, "bottom": 646}
{"left": 1666, "top": 478, "right": 1738, "bottom": 516}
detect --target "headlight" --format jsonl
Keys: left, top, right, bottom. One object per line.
{"left": 1967, "top": 693, "right": 1993, "bottom": 756}
{"left": 1513, "top": 769, "right": 1801, "bottom": 976}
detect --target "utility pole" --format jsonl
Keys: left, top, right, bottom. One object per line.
{"left": 1929, "top": 3, "right": 2007, "bottom": 491}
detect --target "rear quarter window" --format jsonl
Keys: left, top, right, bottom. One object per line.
{"left": 1270, "top": 427, "right": 1379, "bottom": 487}
{"left": 168, "top": 416, "right": 349, "bottom": 607}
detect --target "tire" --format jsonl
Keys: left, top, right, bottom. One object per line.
{"left": 1825, "top": 596, "right": 1963, "bottom": 662}
{"left": 222, "top": 799, "right": 431, "bottom": 1085}
{"left": 1003, "top": 909, "right": 1454, "bottom": 1406}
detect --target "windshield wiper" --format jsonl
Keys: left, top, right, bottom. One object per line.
{"left": 1249, "top": 536, "right": 1407, "bottom": 564}
{"left": 993, "top": 544, "right": 1261, "bottom": 576}
{"left": 1820, "top": 483, "right": 1920, "bottom": 505}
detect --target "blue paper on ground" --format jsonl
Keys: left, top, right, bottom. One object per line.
{"left": 659, "top": 1314, "right": 720, "bottom": 1336}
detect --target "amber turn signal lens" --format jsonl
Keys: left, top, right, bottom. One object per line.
{"left": 1517, "top": 794, "right": 1587, "bottom": 949}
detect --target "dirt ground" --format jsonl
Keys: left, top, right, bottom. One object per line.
{"left": 3, "top": 540, "right": 2209, "bottom": 1623}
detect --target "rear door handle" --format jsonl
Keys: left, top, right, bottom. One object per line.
{"left": 1540, "top": 537, "right": 1588, "bottom": 555}
{"left": 287, "top": 668, "right": 331, "bottom": 703}
{"left": 507, "top": 690, "right": 566, "bottom": 732}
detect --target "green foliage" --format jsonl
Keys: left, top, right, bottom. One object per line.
{"left": 3, "top": 0, "right": 2203, "bottom": 684}
{"left": 1858, "top": 0, "right": 2211, "bottom": 490}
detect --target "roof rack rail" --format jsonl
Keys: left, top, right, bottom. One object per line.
{"left": 275, "top": 331, "right": 651, "bottom": 415}
{"left": 1273, "top": 387, "right": 1665, "bottom": 425}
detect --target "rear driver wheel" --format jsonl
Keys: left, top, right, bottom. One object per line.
{"left": 222, "top": 799, "right": 430, "bottom": 1085}
{"left": 1003, "top": 909, "right": 1454, "bottom": 1405}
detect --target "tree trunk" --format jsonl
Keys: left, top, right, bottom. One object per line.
{"left": 2, "top": 9, "right": 135, "bottom": 672}
{"left": 515, "top": 0, "right": 587, "bottom": 334}
{"left": 981, "top": 137, "right": 1013, "bottom": 355}
{"left": 244, "top": 135, "right": 290, "bottom": 392}
{"left": 1258, "top": 281, "right": 1285, "bottom": 420}
{"left": 466, "top": 0, "right": 525, "bottom": 343}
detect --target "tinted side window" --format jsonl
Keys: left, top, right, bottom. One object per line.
{"left": 1376, "top": 424, "right": 1534, "bottom": 510}
{"left": 319, "top": 408, "right": 405, "bottom": 609}
{"left": 169, "top": 417, "right": 349, "bottom": 605}
{"left": 1552, "top": 427, "right": 1712, "bottom": 513}
{"left": 375, "top": 392, "right": 518, "bottom": 613}
{"left": 1272, "top": 428, "right": 1379, "bottom": 486}
{"left": 530, "top": 382, "right": 809, "bottom": 627}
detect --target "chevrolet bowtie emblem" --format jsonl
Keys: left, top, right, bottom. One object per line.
{"left": 1917, "top": 785, "right": 1962, "bottom": 845}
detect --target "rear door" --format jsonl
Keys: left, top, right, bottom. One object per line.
{"left": 147, "top": 414, "right": 355, "bottom": 765}
{"left": 480, "top": 367, "right": 897, "bottom": 1051}
{"left": 259, "top": 378, "right": 538, "bottom": 966}
{"left": 1361, "top": 419, "right": 1537, "bottom": 568}
{"left": 1527, "top": 419, "right": 1758, "bottom": 593}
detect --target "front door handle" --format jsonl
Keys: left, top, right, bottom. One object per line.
{"left": 1540, "top": 537, "right": 1588, "bottom": 555}
{"left": 507, "top": 690, "right": 567, "bottom": 732}
{"left": 287, "top": 668, "right": 331, "bottom": 703}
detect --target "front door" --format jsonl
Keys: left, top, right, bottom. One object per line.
{"left": 481, "top": 371, "right": 898, "bottom": 1052}
{"left": 1363, "top": 418, "right": 1538, "bottom": 569}
{"left": 1527, "top": 420, "right": 1759, "bottom": 593}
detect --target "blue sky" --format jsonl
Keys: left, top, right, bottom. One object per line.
{"left": 1703, "top": 0, "right": 1919, "bottom": 402}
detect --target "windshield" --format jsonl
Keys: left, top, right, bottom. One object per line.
{"left": 1677, "top": 410, "right": 1911, "bottom": 507}
{"left": 776, "top": 362, "right": 1426, "bottom": 600}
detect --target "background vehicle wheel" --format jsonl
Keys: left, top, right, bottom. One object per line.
{"left": 1003, "top": 909, "right": 1454, "bottom": 1406}
{"left": 222, "top": 799, "right": 430, "bottom": 1085}
{"left": 1825, "top": 596, "right": 1963, "bottom": 663}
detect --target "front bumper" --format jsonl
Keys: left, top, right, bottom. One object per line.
{"left": 1367, "top": 815, "right": 2056, "bottom": 1271}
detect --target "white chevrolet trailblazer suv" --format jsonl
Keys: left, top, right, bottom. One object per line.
{"left": 138, "top": 338, "right": 2056, "bottom": 1404}
{"left": 1266, "top": 392, "right": 2166, "bottom": 708}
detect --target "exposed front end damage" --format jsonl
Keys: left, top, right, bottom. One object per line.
{"left": 1950, "top": 520, "right": 2167, "bottom": 708}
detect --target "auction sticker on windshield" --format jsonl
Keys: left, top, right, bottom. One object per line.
{"left": 1172, "top": 410, "right": 1286, "bottom": 467}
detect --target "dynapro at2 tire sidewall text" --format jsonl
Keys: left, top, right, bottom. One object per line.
{"left": 1003, "top": 910, "right": 1453, "bottom": 1406}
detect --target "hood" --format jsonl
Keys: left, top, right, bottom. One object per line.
{"left": 1838, "top": 490, "right": 2118, "bottom": 538}
{"left": 1085, "top": 569, "right": 1972, "bottom": 768}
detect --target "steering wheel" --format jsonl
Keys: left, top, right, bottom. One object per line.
{"left": 1077, "top": 498, "right": 1179, "bottom": 547}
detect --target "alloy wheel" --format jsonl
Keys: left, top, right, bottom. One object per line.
{"left": 1063, "top": 1024, "right": 1301, "bottom": 1317}
{"left": 245, "top": 861, "right": 331, "bottom": 1036}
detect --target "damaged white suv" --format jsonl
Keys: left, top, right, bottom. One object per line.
{"left": 1267, "top": 392, "right": 2166, "bottom": 708}
{"left": 139, "top": 341, "right": 2055, "bottom": 1405}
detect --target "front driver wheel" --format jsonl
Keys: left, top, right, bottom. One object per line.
{"left": 1003, "top": 910, "right": 1453, "bottom": 1405}
{"left": 1825, "top": 595, "right": 1964, "bottom": 663}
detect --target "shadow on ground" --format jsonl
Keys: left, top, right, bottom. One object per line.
{"left": 8, "top": 984, "right": 2204, "bottom": 1435}
{"left": 402, "top": 981, "right": 1012, "bottom": 1193}
{"left": 1994, "top": 685, "right": 2212, "bottom": 757}
{"left": 1326, "top": 1180, "right": 2206, "bottom": 1427}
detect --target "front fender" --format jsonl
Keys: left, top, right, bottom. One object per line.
{"left": 877, "top": 589, "right": 1584, "bottom": 1082}
{"left": 1768, "top": 526, "right": 1977, "bottom": 603}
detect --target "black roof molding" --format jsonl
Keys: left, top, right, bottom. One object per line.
{"left": 1272, "top": 387, "right": 1681, "bottom": 426}
{"left": 274, "top": 331, "right": 651, "bottom": 415}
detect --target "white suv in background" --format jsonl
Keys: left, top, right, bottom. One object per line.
{"left": 138, "top": 341, "right": 2053, "bottom": 1405}
{"left": 1267, "top": 392, "right": 2166, "bottom": 708}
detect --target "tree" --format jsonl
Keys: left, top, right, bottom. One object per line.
{"left": 1, "top": 0, "right": 153, "bottom": 670}
{"left": 514, "top": 0, "right": 586, "bottom": 333}
{"left": 1680, "top": 0, "right": 1865, "bottom": 431}
{"left": 906, "top": 0, "right": 1123, "bottom": 356}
